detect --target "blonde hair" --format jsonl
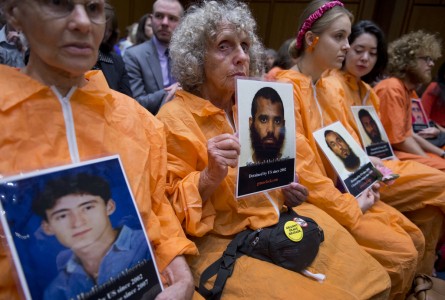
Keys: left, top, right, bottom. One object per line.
{"left": 290, "top": 0, "right": 353, "bottom": 58}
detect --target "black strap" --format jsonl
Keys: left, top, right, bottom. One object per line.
{"left": 198, "top": 231, "right": 251, "bottom": 300}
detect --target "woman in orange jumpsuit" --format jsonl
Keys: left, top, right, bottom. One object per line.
{"left": 329, "top": 20, "right": 445, "bottom": 277}
{"left": 0, "top": 0, "right": 197, "bottom": 299}
{"left": 276, "top": 1, "right": 425, "bottom": 299}
{"left": 157, "top": 0, "right": 391, "bottom": 299}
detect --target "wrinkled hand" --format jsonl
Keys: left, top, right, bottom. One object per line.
{"left": 155, "top": 256, "right": 194, "bottom": 300}
{"left": 418, "top": 127, "right": 440, "bottom": 139}
{"left": 199, "top": 134, "right": 240, "bottom": 200}
{"left": 282, "top": 173, "right": 308, "bottom": 207}
{"left": 356, "top": 182, "right": 380, "bottom": 213}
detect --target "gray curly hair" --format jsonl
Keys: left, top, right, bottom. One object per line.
{"left": 169, "top": 0, "right": 264, "bottom": 93}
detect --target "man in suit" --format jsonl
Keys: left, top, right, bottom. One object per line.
{"left": 124, "top": 0, "right": 183, "bottom": 114}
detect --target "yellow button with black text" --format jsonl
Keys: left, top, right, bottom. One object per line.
{"left": 284, "top": 221, "right": 303, "bottom": 242}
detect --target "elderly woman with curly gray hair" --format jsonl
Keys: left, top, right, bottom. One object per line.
{"left": 157, "top": 0, "right": 391, "bottom": 298}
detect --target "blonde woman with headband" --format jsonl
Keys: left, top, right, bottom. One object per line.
{"left": 276, "top": 1, "right": 425, "bottom": 298}
{"left": 327, "top": 20, "right": 445, "bottom": 280}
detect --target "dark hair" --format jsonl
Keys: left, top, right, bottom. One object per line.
{"left": 0, "top": 8, "right": 6, "bottom": 27}
{"left": 135, "top": 14, "right": 151, "bottom": 45}
{"left": 32, "top": 173, "right": 111, "bottom": 221}
{"left": 100, "top": 3, "right": 119, "bottom": 53}
{"left": 272, "top": 38, "right": 295, "bottom": 70}
{"left": 358, "top": 108, "right": 373, "bottom": 120}
{"left": 251, "top": 87, "right": 284, "bottom": 118}
{"left": 349, "top": 20, "right": 388, "bottom": 84}
{"left": 324, "top": 129, "right": 346, "bottom": 149}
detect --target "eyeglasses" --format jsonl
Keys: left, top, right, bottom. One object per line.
{"left": 35, "top": 0, "right": 108, "bottom": 24}
{"left": 417, "top": 56, "right": 434, "bottom": 64}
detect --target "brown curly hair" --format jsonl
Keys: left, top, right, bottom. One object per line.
{"left": 387, "top": 30, "right": 442, "bottom": 79}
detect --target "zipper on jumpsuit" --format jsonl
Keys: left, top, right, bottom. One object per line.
{"left": 51, "top": 86, "right": 80, "bottom": 164}
{"left": 311, "top": 82, "right": 324, "bottom": 128}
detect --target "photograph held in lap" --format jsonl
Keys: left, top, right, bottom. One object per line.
{"left": 0, "top": 1, "right": 197, "bottom": 299}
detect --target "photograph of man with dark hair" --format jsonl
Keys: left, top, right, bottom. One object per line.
{"left": 249, "top": 86, "right": 286, "bottom": 163}
{"left": 324, "top": 130, "right": 361, "bottom": 173}
{"left": 411, "top": 99, "right": 428, "bottom": 125}
{"left": 32, "top": 172, "right": 152, "bottom": 300}
{"left": 358, "top": 109, "right": 384, "bottom": 144}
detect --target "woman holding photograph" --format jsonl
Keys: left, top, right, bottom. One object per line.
{"left": 328, "top": 19, "right": 445, "bottom": 279}
{"left": 276, "top": 1, "right": 429, "bottom": 298}
{"left": 157, "top": 0, "right": 391, "bottom": 299}
{"left": 0, "top": 1, "right": 198, "bottom": 299}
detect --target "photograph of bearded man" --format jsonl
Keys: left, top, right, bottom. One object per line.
{"left": 358, "top": 109, "right": 384, "bottom": 144}
{"left": 249, "top": 87, "right": 286, "bottom": 163}
{"left": 324, "top": 130, "right": 361, "bottom": 173}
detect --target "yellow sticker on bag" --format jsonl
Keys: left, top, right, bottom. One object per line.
{"left": 284, "top": 221, "right": 303, "bottom": 242}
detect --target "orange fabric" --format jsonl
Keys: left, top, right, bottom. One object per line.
{"left": 375, "top": 77, "right": 445, "bottom": 171}
{"left": 264, "top": 66, "right": 283, "bottom": 81}
{"left": 374, "top": 78, "right": 415, "bottom": 144}
{"left": 422, "top": 82, "right": 445, "bottom": 127}
{"left": 157, "top": 90, "right": 391, "bottom": 299}
{"left": 330, "top": 69, "right": 445, "bottom": 274}
{"left": 0, "top": 65, "right": 197, "bottom": 298}
{"left": 276, "top": 69, "right": 425, "bottom": 300}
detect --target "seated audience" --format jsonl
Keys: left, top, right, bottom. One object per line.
{"left": 375, "top": 30, "right": 445, "bottom": 171}
{"left": 117, "top": 22, "right": 137, "bottom": 56}
{"left": 264, "top": 47, "right": 277, "bottom": 73}
{"left": 264, "top": 38, "right": 297, "bottom": 81}
{"left": 326, "top": 19, "right": 445, "bottom": 277}
{"left": 157, "top": 0, "right": 391, "bottom": 299}
{"left": 135, "top": 13, "right": 153, "bottom": 45}
{"left": 276, "top": 1, "right": 427, "bottom": 298}
{"left": 124, "top": 0, "right": 183, "bottom": 115}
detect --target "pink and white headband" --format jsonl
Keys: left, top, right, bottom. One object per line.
{"left": 296, "top": 1, "right": 344, "bottom": 49}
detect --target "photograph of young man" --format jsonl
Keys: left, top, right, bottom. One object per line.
{"left": 32, "top": 173, "right": 151, "bottom": 300}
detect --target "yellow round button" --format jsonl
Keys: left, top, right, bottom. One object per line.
{"left": 284, "top": 221, "right": 303, "bottom": 242}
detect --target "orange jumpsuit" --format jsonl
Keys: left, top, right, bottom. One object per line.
{"left": 375, "top": 77, "right": 445, "bottom": 171}
{"left": 157, "top": 90, "right": 391, "bottom": 300}
{"left": 328, "top": 69, "right": 445, "bottom": 274}
{"left": 276, "top": 69, "right": 425, "bottom": 300}
{"left": 0, "top": 66, "right": 198, "bottom": 299}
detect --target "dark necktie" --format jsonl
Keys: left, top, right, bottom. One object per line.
{"left": 165, "top": 48, "right": 175, "bottom": 85}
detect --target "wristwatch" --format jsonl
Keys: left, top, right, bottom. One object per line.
{"left": 441, "top": 151, "right": 445, "bottom": 158}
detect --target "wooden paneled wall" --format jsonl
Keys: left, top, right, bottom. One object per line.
{"left": 110, "top": 0, "right": 445, "bottom": 75}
